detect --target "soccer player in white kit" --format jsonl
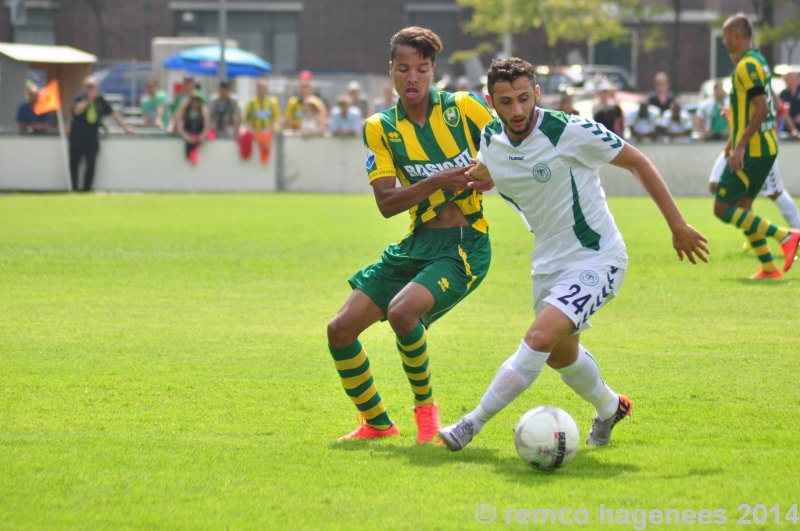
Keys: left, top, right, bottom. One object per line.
{"left": 438, "top": 58, "right": 709, "bottom": 451}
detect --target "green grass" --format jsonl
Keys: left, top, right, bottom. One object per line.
{"left": 1, "top": 193, "right": 799, "bottom": 530}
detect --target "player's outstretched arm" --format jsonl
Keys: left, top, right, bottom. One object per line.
{"left": 611, "top": 144, "right": 710, "bottom": 264}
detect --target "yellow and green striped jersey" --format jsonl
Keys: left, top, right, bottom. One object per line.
{"left": 284, "top": 95, "right": 303, "bottom": 129}
{"left": 729, "top": 48, "right": 778, "bottom": 158}
{"left": 363, "top": 88, "right": 493, "bottom": 234}
{"left": 245, "top": 96, "right": 281, "bottom": 131}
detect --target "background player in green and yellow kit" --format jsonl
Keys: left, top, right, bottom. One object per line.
{"left": 714, "top": 13, "right": 800, "bottom": 279}
{"left": 326, "top": 26, "right": 494, "bottom": 443}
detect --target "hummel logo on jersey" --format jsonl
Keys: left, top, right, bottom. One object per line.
{"left": 508, "top": 155, "right": 524, "bottom": 160}
{"left": 403, "top": 148, "right": 472, "bottom": 178}
{"left": 438, "top": 277, "right": 450, "bottom": 292}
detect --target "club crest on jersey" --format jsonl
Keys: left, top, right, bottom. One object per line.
{"left": 443, "top": 107, "right": 461, "bottom": 127}
{"left": 579, "top": 270, "right": 600, "bottom": 286}
{"left": 532, "top": 162, "right": 552, "bottom": 183}
{"left": 365, "top": 149, "right": 376, "bottom": 171}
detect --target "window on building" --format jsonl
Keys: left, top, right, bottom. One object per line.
{"left": 405, "top": 3, "right": 460, "bottom": 79}
{"left": 591, "top": 30, "right": 637, "bottom": 90}
{"left": 10, "top": 4, "right": 56, "bottom": 45}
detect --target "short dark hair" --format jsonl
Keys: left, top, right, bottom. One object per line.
{"left": 219, "top": 81, "right": 230, "bottom": 89}
{"left": 389, "top": 26, "right": 443, "bottom": 63}
{"left": 724, "top": 13, "right": 752, "bottom": 38}
{"left": 486, "top": 57, "right": 537, "bottom": 96}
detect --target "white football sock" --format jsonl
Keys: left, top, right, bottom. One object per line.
{"left": 557, "top": 345, "right": 618, "bottom": 421}
{"left": 774, "top": 191, "right": 800, "bottom": 228}
{"left": 465, "top": 340, "right": 549, "bottom": 434}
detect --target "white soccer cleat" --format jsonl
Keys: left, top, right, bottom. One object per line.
{"left": 438, "top": 418, "right": 475, "bottom": 451}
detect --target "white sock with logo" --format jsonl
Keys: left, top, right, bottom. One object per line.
{"left": 464, "top": 340, "right": 550, "bottom": 434}
{"left": 557, "top": 345, "right": 618, "bottom": 421}
{"left": 774, "top": 191, "right": 800, "bottom": 228}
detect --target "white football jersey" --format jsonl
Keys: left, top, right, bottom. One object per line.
{"left": 477, "top": 108, "right": 628, "bottom": 274}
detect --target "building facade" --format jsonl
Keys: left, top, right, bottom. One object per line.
{"left": 2, "top": 0, "right": 799, "bottom": 93}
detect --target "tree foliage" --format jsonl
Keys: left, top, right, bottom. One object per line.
{"left": 456, "top": 0, "right": 648, "bottom": 48}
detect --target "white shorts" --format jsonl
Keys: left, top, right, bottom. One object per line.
{"left": 533, "top": 265, "right": 626, "bottom": 333}
{"left": 709, "top": 151, "right": 783, "bottom": 196}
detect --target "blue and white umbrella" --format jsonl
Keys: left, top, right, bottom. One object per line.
{"left": 163, "top": 45, "right": 272, "bottom": 78}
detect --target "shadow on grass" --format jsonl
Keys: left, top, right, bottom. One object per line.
{"left": 330, "top": 439, "right": 641, "bottom": 480}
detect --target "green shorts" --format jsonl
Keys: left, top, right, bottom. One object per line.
{"left": 349, "top": 225, "right": 491, "bottom": 327}
{"left": 715, "top": 154, "right": 777, "bottom": 204}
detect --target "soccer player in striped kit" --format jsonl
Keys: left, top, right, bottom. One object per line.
{"left": 327, "top": 27, "right": 494, "bottom": 443}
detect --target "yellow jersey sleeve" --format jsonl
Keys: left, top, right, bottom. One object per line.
{"left": 363, "top": 115, "right": 396, "bottom": 183}
{"left": 738, "top": 58, "right": 765, "bottom": 91}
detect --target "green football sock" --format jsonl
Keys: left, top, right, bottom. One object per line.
{"left": 396, "top": 321, "right": 434, "bottom": 406}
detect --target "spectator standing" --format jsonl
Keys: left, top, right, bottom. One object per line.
{"left": 372, "top": 81, "right": 397, "bottom": 113}
{"left": 244, "top": 79, "right": 281, "bottom": 164}
{"left": 329, "top": 95, "right": 362, "bottom": 137}
{"left": 68, "top": 76, "right": 134, "bottom": 192}
{"left": 17, "top": 84, "right": 52, "bottom": 135}
{"left": 695, "top": 81, "right": 729, "bottom": 140}
{"left": 176, "top": 94, "right": 210, "bottom": 166}
{"left": 300, "top": 96, "right": 327, "bottom": 137}
{"left": 210, "top": 81, "right": 241, "bottom": 138}
{"left": 592, "top": 80, "right": 624, "bottom": 136}
{"left": 556, "top": 93, "right": 580, "bottom": 116}
{"left": 284, "top": 70, "right": 317, "bottom": 131}
{"left": 779, "top": 69, "right": 800, "bottom": 138}
{"left": 140, "top": 78, "right": 169, "bottom": 130}
{"left": 347, "top": 80, "right": 371, "bottom": 119}
{"left": 647, "top": 71, "right": 675, "bottom": 114}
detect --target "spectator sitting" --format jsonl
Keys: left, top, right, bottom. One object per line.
{"left": 592, "top": 79, "right": 624, "bottom": 136}
{"left": 17, "top": 83, "right": 53, "bottom": 135}
{"left": 243, "top": 78, "right": 281, "bottom": 164}
{"left": 329, "top": 95, "right": 363, "bottom": 137}
{"left": 628, "top": 102, "right": 660, "bottom": 143}
{"left": 779, "top": 69, "right": 800, "bottom": 138}
{"left": 347, "top": 80, "right": 371, "bottom": 120}
{"left": 647, "top": 71, "right": 675, "bottom": 114}
{"left": 660, "top": 101, "right": 693, "bottom": 142}
{"left": 556, "top": 93, "right": 580, "bottom": 116}
{"left": 168, "top": 76, "right": 206, "bottom": 133}
{"left": 209, "top": 81, "right": 241, "bottom": 138}
{"left": 176, "top": 94, "right": 210, "bottom": 166}
{"left": 140, "top": 78, "right": 169, "bottom": 130}
{"left": 695, "top": 81, "right": 729, "bottom": 141}
{"left": 300, "top": 95, "right": 327, "bottom": 137}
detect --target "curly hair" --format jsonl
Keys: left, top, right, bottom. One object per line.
{"left": 486, "top": 57, "right": 537, "bottom": 96}
{"left": 389, "top": 26, "right": 444, "bottom": 63}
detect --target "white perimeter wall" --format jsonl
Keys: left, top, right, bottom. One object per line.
{"left": 1, "top": 134, "right": 799, "bottom": 196}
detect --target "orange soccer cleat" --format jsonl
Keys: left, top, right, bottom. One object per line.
{"left": 780, "top": 230, "right": 800, "bottom": 273}
{"left": 414, "top": 402, "right": 441, "bottom": 444}
{"left": 749, "top": 269, "right": 783, "bottom": 280}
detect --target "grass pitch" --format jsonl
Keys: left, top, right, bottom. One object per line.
{"left": 1, "top": 193, "right": 799, "bottom": 530}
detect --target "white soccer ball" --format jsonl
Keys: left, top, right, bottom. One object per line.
{"left": 514, "top": 405, "right": 579, "bottom": 470}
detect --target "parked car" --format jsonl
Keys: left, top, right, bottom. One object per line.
{"left": 93, "top": 61, "right": 152, "bottom": 108}
{"left": 570, "top": 64, "right": 636, "bottom": 92}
